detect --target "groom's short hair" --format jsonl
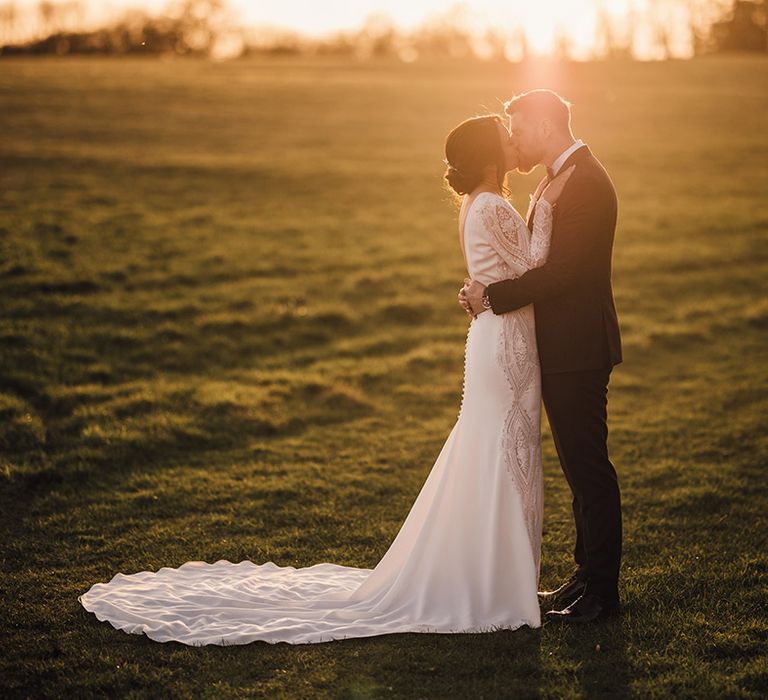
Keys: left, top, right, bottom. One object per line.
{"left": 504, "top": 90, "right": 572, "bottom": 131}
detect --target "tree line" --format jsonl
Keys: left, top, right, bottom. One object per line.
{"left": 0, "top": 0, "right": 766, "bottom": 60}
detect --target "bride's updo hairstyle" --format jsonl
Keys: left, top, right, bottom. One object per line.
{"left": 444, "top": 115, "right": 507, "bottom": 196}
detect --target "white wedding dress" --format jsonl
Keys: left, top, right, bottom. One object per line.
{"left": 79, "top": 193, "right": 553, "bottom": 645}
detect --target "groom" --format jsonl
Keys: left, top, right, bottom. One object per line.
{"left": 461, "top": 90, "right": 623, "bottom": 623}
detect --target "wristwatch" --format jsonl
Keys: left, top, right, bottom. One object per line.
{"left": 481, "top": 290, "right": 491, "bottom": 310}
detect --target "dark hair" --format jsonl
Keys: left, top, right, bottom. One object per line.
{"left": 444, "top": 115, "right": 506, "bottom": 196}
{"left": 504, "top": 89, "right": 572, "bottom": 131}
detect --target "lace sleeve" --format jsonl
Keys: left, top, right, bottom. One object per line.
{"left": 529, "top": 198, "right": 553, "bottom": 269}
{"left": 476, "top": 195, "right": 533, "bottom": 279}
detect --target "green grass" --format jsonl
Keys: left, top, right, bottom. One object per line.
{"left": 1, "top": 54, "right": 767, "bottom": 698}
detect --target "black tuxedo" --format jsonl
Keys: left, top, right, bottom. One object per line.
{"left": 488, "top": 145, "right": 622, "bottom": 373}
{"left": 486, "top": 144, "right": 623, "bottom": 602}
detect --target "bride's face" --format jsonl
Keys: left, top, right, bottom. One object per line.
{"left": 496, "top": 122, "right": 519, "bottom": 173}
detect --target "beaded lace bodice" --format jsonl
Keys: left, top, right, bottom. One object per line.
{"left": 462, "top": 191, "right": 552, "bottom": 285}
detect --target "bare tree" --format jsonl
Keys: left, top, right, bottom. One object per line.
{"left": 548, "top": 25, "right": 571, "bottom": 61}
{"left": 682, "top": 0, "right": 731, "bottom": 53}
{"left": 412, "top": 5, "right": 475, "bottom": 59}
{"left": 0, "top": 2, "right": 18, "bottom": 46}
{"left": 710, "top": 0, "right": 768, "bottom": 51}
{"left": 37, "top": 1, "right": 55, "bottom": 35}
{"left": 354, "top": 13, "right": 397, "bottom": 59}
{"left": 595, "top": 7, "right": 633, "bottom": 59}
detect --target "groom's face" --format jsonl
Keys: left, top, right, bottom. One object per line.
{"left": 508, "top": 112, "right": 544, "bottom": 174}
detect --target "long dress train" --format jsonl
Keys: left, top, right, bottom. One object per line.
{"left": 78, "top": 193, "right": 553, "bottom": 645}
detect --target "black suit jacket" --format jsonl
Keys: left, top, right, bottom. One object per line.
{"left": 486, "top": 145, "right": 622, "bottom": 374}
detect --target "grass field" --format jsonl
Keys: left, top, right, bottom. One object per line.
{"left": 1, "top": 54, "right": 767, "bottom": 698}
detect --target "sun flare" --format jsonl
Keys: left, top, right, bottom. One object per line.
{"left": 230, "top": 0, "right": 640, "bottom": 59}
{"left": 10, "top": 0, "right": 690, "bottom": 60}
{"left": 516, "top": 1, "right": 603, "bottom": 56}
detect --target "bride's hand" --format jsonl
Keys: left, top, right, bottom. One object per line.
{"left": 541, "top": 164, "right": 575, "bottom": 204}
{"left": 531, "top": 177, "right": 548, "bottom": 203}
{"left": 461, "top": 279, "right": 488, "bottom": 318}
{"left": 458, "top": 278, "right": 475, "bottom": 318}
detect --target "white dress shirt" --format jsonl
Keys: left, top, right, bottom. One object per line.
{"left": 551, "top": 139, "right": 585, "bottom": 176}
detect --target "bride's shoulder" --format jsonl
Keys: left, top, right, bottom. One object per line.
{"left": 479, "top": 191, "right": 518, "bottom": 210}
{"left": 472, "top": 192, "right": 522, "bottom": 222}
{"left": 473, "top": 190, "right": 504, "bottom": 205}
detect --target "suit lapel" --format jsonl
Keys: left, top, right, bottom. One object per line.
{"left": 558, "top": 144, "right": 591, "bottom": 172}
{"left": 526, "top": 145, "right": 592, "bottom": 229}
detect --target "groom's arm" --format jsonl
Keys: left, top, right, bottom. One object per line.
{"left": 485, "top": 175, "right": 616, "bottom": 314}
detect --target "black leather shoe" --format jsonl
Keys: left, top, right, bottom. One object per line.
{"left": 544, "top": 593, "right": 620, "bottom": 624}
{"left": 537, "top": 574, "right": 586, "bottom": 608}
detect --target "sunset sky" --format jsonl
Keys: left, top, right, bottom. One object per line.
{"left": 10, "top": 0, "right": 702, "bottom": 58}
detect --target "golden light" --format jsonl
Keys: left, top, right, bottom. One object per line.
{"left": 513, "top": 2, "right": 604, "bottom": 57}
{"left": 231, "top": 0, "right": 643, "bottom": 59}
{"left": 247, "top": 0, "right": 586, "bottom": 50}
{"left": 10, "top": 0, "right": 694, "bottom": 60}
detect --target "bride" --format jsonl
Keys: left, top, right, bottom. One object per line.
{"left": 79, "top": 115, "right": 573, "bottom": 645}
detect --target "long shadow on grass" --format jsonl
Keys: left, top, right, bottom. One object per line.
{"left": 123, "top": 627, "right": 544, "bottom": 698}
{"left": 542, "top": 616, "right": 630, "bottom": 698}
{"left": 336, "top": 628, "right": 543, "bottom": 697}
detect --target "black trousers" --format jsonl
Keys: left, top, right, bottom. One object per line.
{"left": 541, "top": 368, "right": 622, "bottom": 602}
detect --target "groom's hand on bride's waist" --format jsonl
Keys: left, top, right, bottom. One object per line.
{"left": 459, "top": 279, "right": 489, "bottom": 318}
